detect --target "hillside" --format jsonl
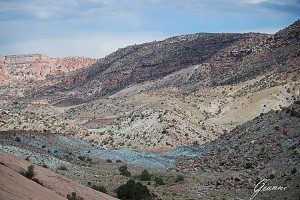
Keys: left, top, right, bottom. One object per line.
{"left": 0, "top": 151, "right": 117, "bottom": 200}
{"left": 27, "top": 21, "right": 300, "bottom": 101}
{"left": 175, "top": 101, "right": 300, "bottom": 199}
{"left": 0, "top": 102, "right": 298, "bottom": 199}
{"left": 30, "top": 32, "right": 267, "bottom": 99}
{"left": 0, "top": 20, "right": 299, "bottom": 149}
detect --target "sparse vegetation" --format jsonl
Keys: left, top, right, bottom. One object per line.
{"left": 86, "top": 157, "right": 92, "bottom": 162}
{"left": 67, "top": 192, "right": 83, "bottom": 200}
{"left": 175, "top": 174, "right": 184, "bottom": 183}
{"left": 154, "top": 177, "right": 165, "bottom": 185}
{"left": 15, "top": 136, "right": 21, "bottom": 142}
{"left": 57, "top": 165, "right": 68, "bottom": 170}
{"left": 140, "top": 170, "right": 151, "bottom": 181}
{"left": 244, "top": 161, "right": 253, "bottom": 169}
{"left": 42, "top": 163, "right": 48, "bottom": 168}
{"left": 91, "top": 184, "right": 107, "bottom": 194}
{"left": 118, "top": 165, "right": 131, "bottom": 177}
{"left": 32, "top": 177, "right": 43, "bottom": 186}
{"left": 78, "top": 155, "right": 86, "bottom": 161}
{"left": 21, "top": 165, "right": 35, "bottom": 179}
{"left": 0, "top": 20, "right": 299, "bottom": 200}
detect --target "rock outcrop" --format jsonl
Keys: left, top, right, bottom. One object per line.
{"left": 0, "top": 54, "right": 96, "bottom": 83}
{"left": 176, "top": 102, "right": 300, "bottom": 193}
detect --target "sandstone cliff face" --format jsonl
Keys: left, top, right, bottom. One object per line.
{"left": 0, "top": 54, "right": 96, "bottom": 83}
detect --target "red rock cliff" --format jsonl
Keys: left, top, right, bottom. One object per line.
{"left": 0, "top": 54, "right": 96, "bottom": 83}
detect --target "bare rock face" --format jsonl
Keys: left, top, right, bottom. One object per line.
{"left": 0, "top": 54, "right": 96, "bottom": 83}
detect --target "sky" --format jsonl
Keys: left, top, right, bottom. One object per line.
{"left": 0, "top": 0, "right": 299, "bottom": 58}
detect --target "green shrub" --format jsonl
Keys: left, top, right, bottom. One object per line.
{"left": 42, "top": 163, "right": 48, "bottom": 168}
{"left": 91, "top": 185, "right": 107, "bottom": 194}
{"left": 78, "top": 155, "right": 86, "bottom": 161}
{"left": 21, "top": 165, "right": 35, "bottom": 180}
{"left": 118, "top": 165, "right": 131, "bottom": 177}
{"left": 175, "top": 175, "right": 184, "bottom": 183}
{"left": 154, "top": 177, "right": 165, "bottom": 185}
{"left": 117, "top": 179, "right": 151, "bottom": 200}
{"left": 140, "top": 170, "right": 151, "bottom": 181}
{"left": 244, "top": 161, "right": 253, "bottom": 169}
{"left": 58, "top": 165, "right": 68, "bottom": 171}
{"left": 67, "top": 192, "right": 83, "bottom": 200}
{"left": 86, "top": 157, "right": 92, "bottom": 162}
{"left": 15, "top": 136, "right": 21, "bottom": 142}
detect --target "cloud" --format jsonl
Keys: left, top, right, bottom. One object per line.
{"left": 0, "top": 32, "right": 167, "bottom": 58}
{"left": 1, "top": 0, "right": 299, "bottom": 21}
{"left": 0, "top": 0, "right": 298, "bottom": 57}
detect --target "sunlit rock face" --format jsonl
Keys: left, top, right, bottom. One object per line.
{"left": 0, "top": 54, "right": 96, "bottom": 83}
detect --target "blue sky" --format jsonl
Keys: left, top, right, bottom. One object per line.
{"left": 0, "top": 0, "right": 299, "bottom": 58}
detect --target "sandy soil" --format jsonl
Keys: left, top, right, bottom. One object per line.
{"left": 0, "top": 150, "right": 118, "bottom": 200}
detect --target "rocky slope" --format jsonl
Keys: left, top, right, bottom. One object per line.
{"left": 175, "top": 101, "right": 300, "bottom": 199}
{"left": 0, "top": 102, "right": 298, "bottom": 199}
{"left": 0, "top": 151, "right": 117, "bottom": 200}
{"left": 31, "top": 33, "right": 267, "bottom": 99}
{"left": 0, "top": 131, "right": 206, "bottom": 199}
{"left": 0, "top": 54, "right": 96, "bottom": 83}
{"left": 1, "top": 72, "right": 298, "bottom": 149}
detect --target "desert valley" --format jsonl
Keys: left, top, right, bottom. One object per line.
{"left": 0, "top": 19, "right": 299, "bottom": 200}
